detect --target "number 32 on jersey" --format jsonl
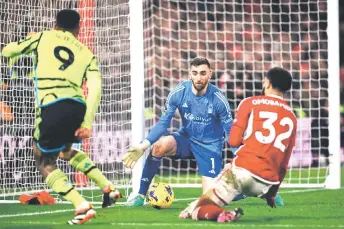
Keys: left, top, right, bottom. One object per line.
{"left": 245, "top": 111, "right": 294, "bottom": 152}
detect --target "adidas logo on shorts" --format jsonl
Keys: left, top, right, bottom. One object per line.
{"left": 208, "top": 169, "right": 216, "bottom": 174}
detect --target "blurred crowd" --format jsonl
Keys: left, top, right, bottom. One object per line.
{"left": 144, "top": 0, "right": 330, "bottom": 116}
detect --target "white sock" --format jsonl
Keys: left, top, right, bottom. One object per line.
{"left": 76, "top": 201, "right": 90, "bottom": 211}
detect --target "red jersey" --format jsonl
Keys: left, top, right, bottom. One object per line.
{"left": 229, "top": 95, "right": 297, "bottom": 183}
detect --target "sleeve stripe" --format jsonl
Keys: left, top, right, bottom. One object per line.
{"left": 36, "top": 77, "right": 79, "bottom": 88}
{"left": 37, "top": 85, "right": 71, "bottom": 90}
{"left": 83, "top": 56, "right": 96, "bottom": 83}
{"left": 166, "top": 85, "right": 184, "bottom": 101}
{"left": 20, "top": 40, "right": 39, "bottom": 54}
{"left": 165, "top": 86, "right": 185, "bottom": 105}
{"left": 21, "top": 32, "right": 43, "bottom": 54}
{"left": 215, "top": 91, "right": 230, "bottom": 114}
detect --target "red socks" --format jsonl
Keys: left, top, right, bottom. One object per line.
{"left": 195, "top": 204, "right": 224, "bottom": 221}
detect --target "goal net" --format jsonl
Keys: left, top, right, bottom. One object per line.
{"left": 0, "top": 0, "right": 339, "bottom": 203}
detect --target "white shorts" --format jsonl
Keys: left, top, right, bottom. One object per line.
{"left": 204, "top": 164, "right": 273, "bottom": 206}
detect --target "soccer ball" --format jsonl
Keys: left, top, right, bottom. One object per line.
{"left": 146, "top": 182, "right": 174, "bottom": 209}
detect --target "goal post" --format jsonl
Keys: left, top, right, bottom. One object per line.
{"left": 129, "top": 0, "right": 146, "bottom": 195}
{"left": 326, "top": 0, "right": 341, "bottom": 189}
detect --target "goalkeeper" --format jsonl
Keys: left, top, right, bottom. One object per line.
{"left": 123, "top": 57, "right": 233, "bottom": 206}
{"left": 2, "top": 9, "right": 121, "bottom": 225}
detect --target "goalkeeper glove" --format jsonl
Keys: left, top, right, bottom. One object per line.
{"left": 122, "top": 139, "right": 151, "bottom": 169}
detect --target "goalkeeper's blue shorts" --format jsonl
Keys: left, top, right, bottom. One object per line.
{"left": 170, "top": 130, "right": 223, "bottom": 178}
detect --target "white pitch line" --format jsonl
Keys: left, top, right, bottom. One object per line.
{"left": 110, "top": 223, "right": 344, "bottom": 228}
{"left": 0, "top": 208, "right": 77, "bottom": 219}
{"left": 279, "top": 188, "right": 324, "bottom": 194}
{"left": 0, "top": 188, "right": 335, "bottom": 219}
{"left": 5, "top": 221, "right": 344, "bottom": 228}
{"left": 4, "top": 221, "right": 344, "bottom": 228}
{"left": 0, "top": 197, "right": 197, "bottom": 219}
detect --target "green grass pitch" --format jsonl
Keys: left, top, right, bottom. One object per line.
{"left": 1, "top": 169, "right": 343, "bottom": 229}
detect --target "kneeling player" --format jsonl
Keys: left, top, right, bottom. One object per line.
{"left": 180, "top": 67, "right": 297, "bottom": 223}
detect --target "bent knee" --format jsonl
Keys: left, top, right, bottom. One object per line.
{"left": 151, "top": 137, "right": 176, "bottom": 157}
{"left": 151, "top": 142, "right": 166, "bottom": 157}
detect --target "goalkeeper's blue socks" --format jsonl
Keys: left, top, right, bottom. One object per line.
{"left": 138, "top": 154, "right": 162, "bottom": 195}
{"left": 232, "top": 194, "right": 247, "bottom": 201}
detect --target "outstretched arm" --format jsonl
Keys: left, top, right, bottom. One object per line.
{"left": 145, "top": 87, "right": 181, "bottom": 145}
{"left": 122, "top": 85, "right": 182, "bottom": 168}
{"left": 2, "top": 32, "right": 43, "bottom": 58}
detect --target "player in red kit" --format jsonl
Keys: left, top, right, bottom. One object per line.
{"left": 180, "top": 67, "right": 297, "bottom": 223}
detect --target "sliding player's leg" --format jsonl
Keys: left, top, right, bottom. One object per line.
{"left": 232, "top": 191, "right": 286, "bottom": 204}
{"left": 186, "top": 165, "right": 274, "bottom": 223}
{"left": 181, "top": 164, "right": 243, "bottom": 222}
{"left": 233, "top": 192, "right": 284, "bottom": 206}
{"left": 33, "top": 143, "right": 95, "bottom": 225}
{"left": 230, "top": 150, "right": 284, "bottom": 206}
{"left": 59, "top": 147, "right": 121, "bottom": 208}
{"left": 192, "top": 196, "right": 243, "bottom": 223}
{"left": 231, "top": 166, "right": 276, "bottom": 210}
{"left": 230, "top": 165, "right": 284, "bottom": 206}
{"left": 179, "top": 174, "right": 218, "bottom": 218}
{"left": 179, "top": 141, "right": 223, "bottom": 218}
{"left": 202, "top": 176, "right": 216, "bottom": 192}
{"left": 126, "top": 131, "right": 190, "bottom": 206}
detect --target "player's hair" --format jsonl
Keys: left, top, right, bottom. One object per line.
{"left": 56, "top": 9, "right": 80, "bottom": 30}
{"left": 266, "top": 67, "right": 292, "bottom": 93}
{"left": 190, "top": 57, "right": 211, "bottom": 68}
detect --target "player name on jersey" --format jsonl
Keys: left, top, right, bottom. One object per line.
{"left": 251, "top": 98, "right": 293, "bottom": 112}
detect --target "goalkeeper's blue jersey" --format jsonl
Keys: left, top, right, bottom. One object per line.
{"left": 146, "top": 80, "right": 233, "bottom": 145}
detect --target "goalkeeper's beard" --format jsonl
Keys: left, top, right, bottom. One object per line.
{"left": 191, "top": 80, "right": 207, "bottom": 92}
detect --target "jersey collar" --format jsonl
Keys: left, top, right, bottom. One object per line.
{"left": 266, "top": 94, "right": 283, "bottom": 99}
